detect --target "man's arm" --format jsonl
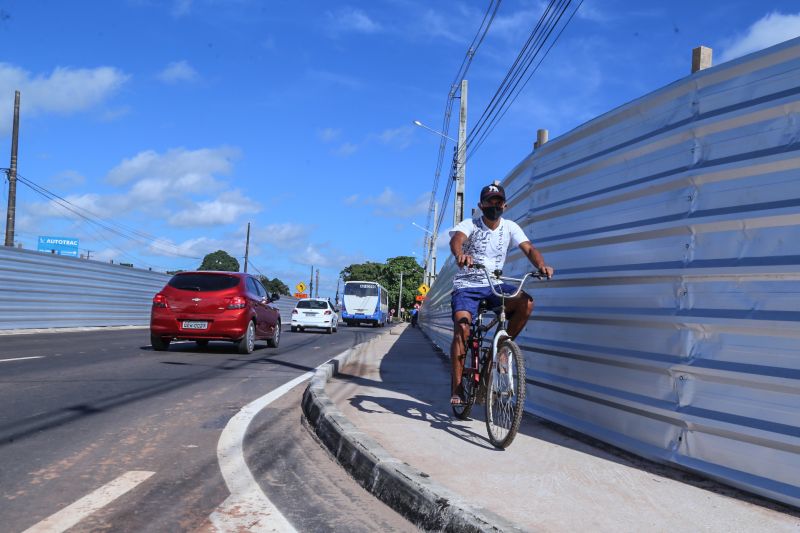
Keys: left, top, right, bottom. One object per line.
{"left": 519, "top": 241, "right": 554, "bottom": 279}
{"left": 450, "top": 232, "right": 473, "bottom": 268}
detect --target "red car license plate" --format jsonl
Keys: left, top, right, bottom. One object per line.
{"left": 182, "top": 321, "right": 208, "bottom": 330}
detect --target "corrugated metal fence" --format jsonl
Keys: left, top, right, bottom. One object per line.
{"left": 422, "top": 37, "right": 800, "bottom": 508}
{"left": 0, "top": 247, "right": 298, "bottom": 329}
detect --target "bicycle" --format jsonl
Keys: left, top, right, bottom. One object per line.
{"left": 451, "top": 263, "right": 544, "bottom": 449}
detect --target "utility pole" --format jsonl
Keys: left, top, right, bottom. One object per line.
{"left": 243, "top": 222, "right": 251, "bottom": 273}
{"left": 85, "top": 249, "right": 94, "bottom": 260}
{"left": 397, "top": 271, "right": 404, "bottom": 319}
{"left": 453, "top": 79, "right": 467, "bottom": 226}
{"left": 309, "top": 265, "right": 314, "bottom": 299}
{"left": 315, "top": 268, "right": 320, "bottom": 298}
{"left": 4, "top": 91, "right": 20, "bottom": 247}
{"left": 429, "top": 201, "right": 438, "bottom": 286}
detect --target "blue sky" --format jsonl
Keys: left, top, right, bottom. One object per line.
{"left": 2, "top": 0, "right": 800, "bottom": 298}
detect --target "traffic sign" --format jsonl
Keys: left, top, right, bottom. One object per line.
{"left": 294, "top": 292, "right": 308, "bottom": 299}
{"left": 415, "top": 295, "right": 426, "bottom": 301}
{"left": 296, "top": 282, "right": 307, "bottom": 293}
{"left": 417, "top": 283, "right": 430, "bottom": 295}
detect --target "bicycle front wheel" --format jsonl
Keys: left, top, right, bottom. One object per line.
{"left": 485, "top": 339, "right": 526, "bottom": 449}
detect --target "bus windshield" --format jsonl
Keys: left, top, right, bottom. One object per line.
{"left": 345, "top": 283, "right": 378, "bottom": 297}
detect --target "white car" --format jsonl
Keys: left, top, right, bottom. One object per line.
{"left": 291, "top": 298, "right": 338, "bottom": 333}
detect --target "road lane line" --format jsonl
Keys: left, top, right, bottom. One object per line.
{"left": 0, "top": 356, "right": 45, "bottom": 363}
{"left": 209, "top": 349, "right": 350, "bottom": 532}
{"left": 22, "top": 470, "right": 155, "bottom": 533}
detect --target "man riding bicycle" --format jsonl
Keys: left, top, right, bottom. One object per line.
{"left": 449, "top": 181, "right": 554, "bottom": 405}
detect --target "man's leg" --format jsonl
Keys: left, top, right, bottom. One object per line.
{"left": 450, "top": 310, "right": 472, "bottom": 398}
{"left": 505, "top": 292, "right": 533, "bottom": 339}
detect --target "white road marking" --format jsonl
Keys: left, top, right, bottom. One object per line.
{"left": 209, "top": 371, "right": 314, "bottom": 533}
{"left": 22, "top": 470, "right": 155, "bottom": 533}
{"left": 0, "top": 356, "right": 45, "bottom": 363}
{"left": 209, "top": 349, "right": 349, "bottom": 532}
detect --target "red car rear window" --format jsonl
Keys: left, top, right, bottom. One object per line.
{"left": 168, "top": 273, "right": 240, "bottom": 292}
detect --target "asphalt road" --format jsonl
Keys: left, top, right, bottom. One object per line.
{"left": 0, "top": 325, "right": 412, "bottom": 532}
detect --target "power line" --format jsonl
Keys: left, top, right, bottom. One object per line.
{"left": 424, "top": 0, "right": 503, "bottom": 247}
{"left": 5, "top": 168, "right": 203, "bottom": 261}
{"left": 465, "top": 0, "right": 583, "bottom": 161}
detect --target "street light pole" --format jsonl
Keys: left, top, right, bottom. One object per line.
{"left": 397, "top": 271, "right": 404, "bottom": 320}
{"left": 411, "top": 200, "right": 438, "bottom": 287}
{"left": 454, "top": 79, "right": 467, "bottom": 226}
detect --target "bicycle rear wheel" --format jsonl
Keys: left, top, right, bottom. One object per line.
{"left": 485, "top": 339, "right": 526, "bottom": 449}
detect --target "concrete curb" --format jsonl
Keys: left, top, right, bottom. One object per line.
{"left": 301, "top": 326, "right": 524, "bottom": 532}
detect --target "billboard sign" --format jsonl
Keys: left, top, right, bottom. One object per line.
{"left": 37, "top": 236, "right": 79, "bottom": 257}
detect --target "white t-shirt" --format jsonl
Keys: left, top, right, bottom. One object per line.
{"left": 449, "top": 216, "right": 529, "bottom": 289}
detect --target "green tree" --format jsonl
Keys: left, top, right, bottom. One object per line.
{"left": 385, "top": 256, "right": 424, "bottom": 310}
{"left": 258, "top": 276, "right": 290, "bottom": 296}
{"left": 198, "top": 250, "right": 240, "bottom": 272}
{"left": 340, "top": 261, "right": 387, "bottom": 285}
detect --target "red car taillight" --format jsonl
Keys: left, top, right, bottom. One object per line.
{"left": 324, "top": 310, "right": 332, "bottom": 315}
{"left": 153, "top": 293, "right": 168, "bottom": 308}
{"left": 226, "top": 296, "right": 247, "bottom": 309}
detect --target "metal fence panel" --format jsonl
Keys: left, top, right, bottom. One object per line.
{"left": 0, "top": 247, "right": 299, "bottom": 329}
{"left": 421, "top": 37, "right": 800, "bottom": 508}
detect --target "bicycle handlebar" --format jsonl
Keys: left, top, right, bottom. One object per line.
{"left": 469, "top": 263, "right": 545, "bottom": 299}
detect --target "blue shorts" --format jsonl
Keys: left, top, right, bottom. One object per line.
{"left": 451, "top": 283, "right": 522, "bottom": 320}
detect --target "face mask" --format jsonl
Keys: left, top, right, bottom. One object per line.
{"left": 481, "top": 206, "right": 503, "bottom": 221}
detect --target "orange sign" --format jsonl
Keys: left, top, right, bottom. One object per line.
{"left": 415, "top": 295, "right": 426, "bottom": 301}
{"left": 294, "top": 293, "right": 308, "bottom": 298}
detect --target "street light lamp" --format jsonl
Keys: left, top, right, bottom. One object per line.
{"left": 411, "top": 221, "right": 433, "bottom": 235}
{"left": 411, "top": 209, "right": 439, "bottom": 287}
{"left": 413, "top": 80, "right": 467, "bottom": 227}
{"left": 412, "top": 120, "right": 457, "bottom": 143}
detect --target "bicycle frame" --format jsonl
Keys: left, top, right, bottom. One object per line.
{"left": 472, "top": 264, "right": 542, "bottom": 394}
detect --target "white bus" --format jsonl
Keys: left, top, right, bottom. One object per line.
{"left": 341, "top": 281, "right": 389, "bottom": 327}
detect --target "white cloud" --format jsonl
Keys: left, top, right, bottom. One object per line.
{"left": 168, "top": 190, "right": 261, "bottom": 227}
{"left": 289, "top": 243, "right": 365, "bottom": 269}
{"left": 292, "top": 244, "right": 329, "bottom": 267}
{"left": 99, "top": 106, "right": 132, "bottom": 122}
{"left": 377, "top": 126, "right": 413, "bottom": 149}
{"left": 418, "top": 9, "right": 464, "bottom": 43}
{"left": 327, "top": 7, "right": 382, "bottom": 34}
{"left": 575, "top": 3, "right": 610, "bottom": 23}
{"left": 333, "top": 142, "right": 358, "bottom": 157}
{"left": 254, "top": 223, "right": 310, "bottom": 249}
{"left": 172, "top": 0, "right": 192, "bottom": 17}
{"left": 49, "top": 170, "right": 86, "bottom": 188}
{"left": 157, "top": 60, "right": 199, "bottom": 84}
{"left": 720, "top": 11, "right": 800, "bottom": 62}
{"left": 318, "top": 127, "right": 341, "bottom": 143}
{"left": 363, "top": 188, "right": 430, "bottom": 217}
{"left": 106, "top": 146, "right": 239, "bottom": 186}
{"left": 343, "top": 194, "right": 359, "bottom": 205}
{"left": 32, "top": 192, "right": 116, "bottom": 220}
{"left": 0, "top": 63, "right": 129, "bottom": 132}
{"left": 147, "top": 236, "right": 223, "bottom": 259}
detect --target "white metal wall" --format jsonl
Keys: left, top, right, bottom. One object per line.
{"left": 0, "top": 247, "right": 299, "bottom": 329}
{"left": 421, "top": 37, "right": 800, "bottom": 508}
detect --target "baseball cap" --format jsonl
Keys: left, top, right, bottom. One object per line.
{"left": 480, "top": 182, "right": 506, "bottom": 202}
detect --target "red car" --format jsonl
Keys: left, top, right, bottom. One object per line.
{"left": 150, "top": 271, "right": 281, "bottom": 354}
